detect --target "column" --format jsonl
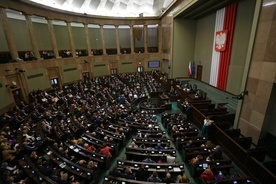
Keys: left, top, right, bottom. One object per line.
{"left": 24, "top": 13, "right": 41, "bottom": 60}
{"left": 157, "top": 24, "right": 163, "bottom": 53}
{"left": 83, "top": 23, "right": 92, "bottom": 56}
{"left": 158, "top": 24, "right": 162, "bottom": 53}
{"left": 144, "top": 24, "right": 148, "bottom": 53}
{"left": 66, "top": 21, "right": 76, "bottom": 57}
{"left": 100, "top": 25, "right": 106, "bottom": 55}
{"left": 115, "top": 25, "right": 121, "bottom": 54}
{"left": 46, "top": 18, "right": 60, "bottom": 58}
{"left": 0, "top": 8, "right": 19, "bottom": 60}
{"left": 130, "top": 25, "right": 134, "bottom": 54}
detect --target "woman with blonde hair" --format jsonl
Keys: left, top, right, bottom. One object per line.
{"left": 87, "top": 160, "right": 95, "bottom": 169}
{"left": 129, "top": 141, "right": 138, "bottom": 148}
{"left": 200, "top": 166, "right": 214, "bottom": 181}
{"left": 176, "top": 173, "right": 189, "bottom": 183}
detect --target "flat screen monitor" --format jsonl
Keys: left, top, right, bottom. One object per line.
{"left": 203, "top": 163, "right": 208, "bottom": 169}
{"left": 148, "top": 60, "right": 160, "bottom": 68}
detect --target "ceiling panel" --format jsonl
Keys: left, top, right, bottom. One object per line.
{"left": 71, "top": 0, "right": 86, "bottom": 9}
{"left": 20, "top": 0, "right": 175, "bottom": 18}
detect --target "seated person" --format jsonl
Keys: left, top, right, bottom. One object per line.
{"left": 147, "top": 171, "right": 162, "bottom": 182}
{"left": 154, "top": 143, "right": 164, "bottom": 150}
{"left": 167, "top": 151, "right": 176, "bottom": 163}
{"left": 209, "top": 145, "right": 222, "bottom": 160}
{"left": 157, "top": 156, "right": 167, "bottom": 164}
{"left": 135, "top": 164, "right": 149, "bottom": 181}
{"left": 190, "top": 154, "right": 204, "bottom": 164}
{"left": 200, "top": 166, "right": 214, "bottom": 181}
{"left": 183, "top": 140, "right": 195, "bottom": 149}
{"left": 142, "top": 155, "right": 156, "bottom": 163}
{"left": 176, "top": 173, "right": 189, "bottom": 183}
{"left": 77, "top": 159, "right": 86, "bottom": 166}
{"left": 162, "top": 172, "right": 175, "bottom": 183}
{"left": 109, "top": 166, "right": 122, "bottom": 177}
{"left": 195, "top": 90, "right": 201, "bottom": 98}
{"left": 1, "top": 145, "right": 17, "bottom": 162}
{"left": 87, "top": 160, "right": 97, "bottom": 169}
{"left": 121, "top": 167, "right": 135, "bottom": 179}
{"left": 36, "top": 159, "right": 52, "bottom": 176}
{"left": 129, "top": 141, "right": 138, "bottom": 148}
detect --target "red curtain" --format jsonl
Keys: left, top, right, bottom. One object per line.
{"left": 217, "top": 3, "right": 237, "bottom": 90}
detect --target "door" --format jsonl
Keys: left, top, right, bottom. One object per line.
{"left": 196, "top": 65, "right": 203, "bottom": 81}
{"left": 12, "top": 89, "right": 24, "bottom": 104}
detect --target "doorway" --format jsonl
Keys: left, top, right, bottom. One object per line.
{"left": 12, "top": 89, "right": 24, "bottom": 104}
{"left": 196, "top": 65, "right": 203, "bottom": 81}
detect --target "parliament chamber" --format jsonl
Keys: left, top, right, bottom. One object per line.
{"left": 0, "top": 0, "right": 276, "bottom": 184}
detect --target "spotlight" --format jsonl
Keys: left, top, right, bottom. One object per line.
{"left": 233, "top": 90, "right": 248, "bottom": 100}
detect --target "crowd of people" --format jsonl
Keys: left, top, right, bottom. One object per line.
{"left": 1, "top": 71, "right": 233, "bottom": 184}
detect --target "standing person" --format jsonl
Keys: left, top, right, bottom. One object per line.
{"left": 202, "top": 116, "right": 213, "bottom": 138}
{"left": 135, "top": 164, "right": 149, "bottom": 181}
{"left": 100, "top": 143, "right": 112, "bottom": 158}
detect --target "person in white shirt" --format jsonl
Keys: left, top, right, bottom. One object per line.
{"left": 167, "top": 151, "right": 176, "bottom": 163}
{"left": 202, "top": 116, "right": 213, "bottom": 138}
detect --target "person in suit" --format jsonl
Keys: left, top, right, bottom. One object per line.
{"left": 121, "top": 167, "right": 135, "bottom": 179}
{"left": 147, "top": 171, "right": 162, "bottom": 182}
{"left": 142, "top": 155, "right": 156, "bottom": 163}
{"left": 162, "top": 172, "right": 175, "bottom": 183}
{"left": 210, "top": 145, "right": 223, "bottom": 160}
{"left": 109, "top": 165, "right": 121, "bottom": 177}
{"left": 154, "top": 143, "right": 164, "bottom": 150}
{"left": 135, "top": 164, "right": 149, "bottom": 181}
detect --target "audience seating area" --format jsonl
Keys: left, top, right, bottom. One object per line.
{"left": 1, "top": 71, "right": 274, "bottom": 184}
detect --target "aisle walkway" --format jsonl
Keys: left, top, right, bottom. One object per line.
{"left": 155, "top": 110, "right": 196, "bottom": 184}
{"left": 98, "top": 100, "right": 198, "bottom": 183}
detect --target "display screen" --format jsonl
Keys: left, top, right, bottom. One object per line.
{"left": 148, "top": 61, "right": 160, "bottom": 68}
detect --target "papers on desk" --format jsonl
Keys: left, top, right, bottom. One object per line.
{"left": 173, "top": 167, "right": 181, "bottom": 172}
{"left": 59, "top": 163, "right": 66, "bottom": 168}
{"left": 6, "top": 166, "right": 15, "bottom": 171}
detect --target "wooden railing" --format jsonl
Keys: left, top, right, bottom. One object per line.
{"left": 213, "top": 125, "right": 276, "bottom": 184}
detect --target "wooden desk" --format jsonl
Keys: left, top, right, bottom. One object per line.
{"left": 116, "top": 159, "right": 185, "bottom": 178}
{"left": 190, "top": 159, "right": 233, "bottom": 177}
